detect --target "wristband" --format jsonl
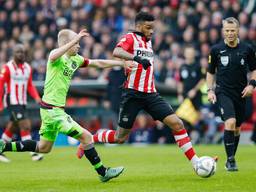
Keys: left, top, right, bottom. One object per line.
{"left": 207, "top": 88, "right": 214, "bottom": 92}
{"left": 249, "top": 79, "right": 256, "bottom": 88}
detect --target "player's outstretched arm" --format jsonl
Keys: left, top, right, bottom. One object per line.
{"left": 49, "top": 29, "right": 89, "bottom": 62}
{"left": 113, "top": 47, "right": 151, "bottom": 70}
{"left": 113, "top": 47, "right": 134, "bottom": 60}
{"left": 88, "top": 59, "right": 135, "bottom": 70}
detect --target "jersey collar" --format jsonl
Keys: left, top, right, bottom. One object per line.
{"left": 132, "top": 31, "right": 148, "bottom": 42}
{"left": 224, "top": 38, "right": 240, "bottom": 48}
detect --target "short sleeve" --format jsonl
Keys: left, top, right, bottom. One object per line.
{"left": 248, "top": 45, "right": 256, "bottom": 71}
{"left": 116, "top": 33, "right": 134, "bottom": 52}
{"left": 71, "top": 54, "right": 88, "bottom": 68}
{"left": 207, "top": 47, "right": 217, "bottom": 74}
{"left": 48, "top": 50, "right": 62, "bottom": 66}
{"left": 80, "top": 57, "right": 90, "bottom": 68}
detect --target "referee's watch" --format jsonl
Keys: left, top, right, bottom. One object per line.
{"left": 207, "top": 88, "right": 214, "bottom": 92}
{"left": 249, "top": 79, "right": 256, "bottom": 88}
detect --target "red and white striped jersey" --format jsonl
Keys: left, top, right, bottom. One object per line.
{"left": 116, "top": 32, "right": 156, "bottom": 93}
{"left": 0, "top": 60, "right": 40, "bottom": 109}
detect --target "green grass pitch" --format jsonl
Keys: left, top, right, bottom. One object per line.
{"left": 0, "top": 145, "right": 256, "bottom": 192}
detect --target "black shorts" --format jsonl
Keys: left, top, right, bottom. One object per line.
{"left": 216, "top": 93, "right": 245, "bottom": 127}
{"left": 7, "top": 105, "right": 27, "bottom": 122}
{"left": 118, "top": 89, "right": 174, "bottom": 129}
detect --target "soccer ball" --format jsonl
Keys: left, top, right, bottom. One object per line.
{"left": 195, "top": 156, "right": 217, "bottom": 178}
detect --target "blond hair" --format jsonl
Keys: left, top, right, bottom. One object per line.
{"left": 57, "top": 29, "right": 76, "bottom": 46}
{"left": 222, "top": 17, "right": 240, "bottom": 28}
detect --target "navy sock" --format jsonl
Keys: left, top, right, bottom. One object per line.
{"left": 3, "top": 140, "right": 37, "bottom": 152}
{"left": 234, "top": 134, "right": 240, "bottom": 156}
{"left": 224, "top": 130, "right": 235, "bottom": 160}
{"left": 84, "top": 147, "right": 106, "bottom": 176}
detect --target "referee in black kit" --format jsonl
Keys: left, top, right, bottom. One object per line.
{"left": 206, "top": 17, "right": 256, "bottom": 171}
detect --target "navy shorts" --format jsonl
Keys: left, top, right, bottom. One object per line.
{"left": 216, "top": 93, "right": 245, "bottom": 127}
{"left": 7, "top": 105, "right": 27, "bottom": 122}
{"left": 118, "top": 89, "right": 174, "bottom": 129}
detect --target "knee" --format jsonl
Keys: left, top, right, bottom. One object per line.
{"left": 164, "top": 115, "right": 184, "bottom": 131}
{"left": 172, "top": 119, "right": 184, "bottom": 131}
{"left": 20, "top": 124, "right": 31, "bottom": 131}
{"left": 235, "top": 128, "right": 240, "bottom": 135}
{"left": 225, "top": 118, "right": 236, "bottom": 130}
{"left": 38, "top": 145, "right": 51, "bottom": 153}
{"left": 80, "top": 130, "right": 93, "bottom": 145}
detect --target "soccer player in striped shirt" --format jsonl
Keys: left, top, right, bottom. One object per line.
{"left": 0, "top": 44, "right": 43, "bottom": 162}
{"left": 79, "top": 11, "right": 217, "bottom": 172}
{"left": 0, "top": 28, "right": 134, "bottom": 182}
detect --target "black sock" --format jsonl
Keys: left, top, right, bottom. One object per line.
{"left": 234, "top": 134, "right": 240, "bottom": 156}
{"left": 224, "top": 130, "right": 235, "bottom": 160}
{"left": 3, "top": 140, "right": 37, "bottom": 152}
{"left": 84, "top": 147, "right": 106, "bottom": 176}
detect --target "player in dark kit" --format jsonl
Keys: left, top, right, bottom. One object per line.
{"left": 206, "top": 17, "right": 256, "bottom": 171}
{"left": 77, "top": 11, "right": 218, "bottom": 172}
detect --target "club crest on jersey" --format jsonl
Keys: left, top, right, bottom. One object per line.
{"left": 240, "top": 58, "right": 244, "bottom": 65}
{"left": 71, "top": 62, "right": 77, "bottom": 69}
{"left": 181, "top": 69, "right": 188, "bottom": 79}
{"left": 67, "top": 116, "right": 72, "bottom": 123}
{"left": 220, "top": 56, "right": 229, "bottom": 66}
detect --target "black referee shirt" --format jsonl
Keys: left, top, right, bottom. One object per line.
{"left": 208, "top": 41, "right": 256, "bottom": 97}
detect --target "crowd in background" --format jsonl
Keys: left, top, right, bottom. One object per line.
{"left": 0, "top": 0, "right": 256, "bottom": 144}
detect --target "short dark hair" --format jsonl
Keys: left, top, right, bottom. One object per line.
{"left": 135, "top": 11, "right": 155, "bottom": 24}
{"left": 222, "top": 17, "right": 239, "bottom": 28}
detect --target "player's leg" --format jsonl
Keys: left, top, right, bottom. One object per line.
{"left": 0, "top": 105, "right": 27, "bottom": 162}
{"left": 163, "top": 114, "right": 199, "bottom": 167}
{"left": 1, "top": 122, "right": 15, "bottom": 142}
{"left": 78, "top": 129, "right": 124, "bottom": 182}
{"left": 0, "top": 138, "right": 40, "bottom": 153}
{"left": 233, "top": 99, "right": 246, "bottom": 157}
{"left": 0, "top": 121, "right": 14, "bottom": 163}
{"left": 217, "top": 94, "right": 238, "bottom": 171}
{"left": 59, "top": 113, "right": 124, "bottom": 182}
{"left": 0, "top": 107, "right": 58, "bottom": 154}
{"left": 0, "top": 131, "right": 53, "bottom": 154}
{"left": 228, "top": 99, "right": 246, "bottom": 171}
{"left": 234, "top": 127, "right": 240, "bottom": 156}
{"left": 18, "top": 118, "right": 44, "bottom": 161}
{"left": 77, "top": 126, "right": 131, "bottom": 159}
{"left": 93, "top": 89, "right": 141, "bottom": 144}
{"left": 145, "top": 93, "right": 199, "bottom": 168}
{"left": 16, "top": 105, "right": 44, "bottom": 160}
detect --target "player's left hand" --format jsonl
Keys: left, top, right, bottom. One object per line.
{"left": 124, "top": 60, "right": 135, "bottom": 70}
{"left": 241, "top": 85, "right": 254, "bottom": 98}
{"left": 188, "top": 89, "right": 197, "bottom": 99}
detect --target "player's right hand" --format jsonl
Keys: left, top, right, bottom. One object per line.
{"left": 133, "top": 56, "right": 151, "bottom": 70}
{"left": 207, "top": 91, "right": 217, "bottom": 104}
